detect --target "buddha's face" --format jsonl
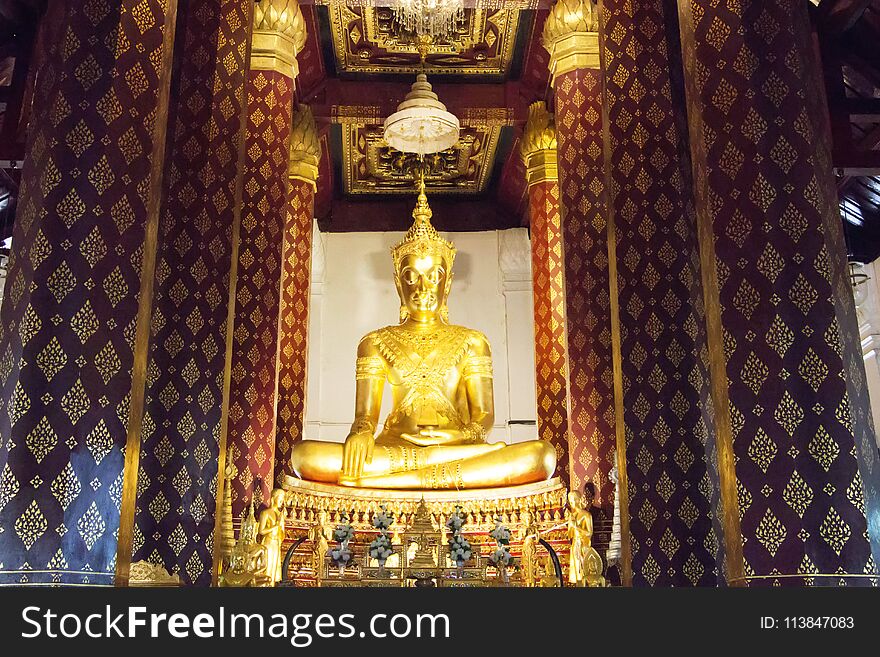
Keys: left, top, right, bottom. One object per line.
{"left": 397, "top": 253, "right": 450, "bottom": 323}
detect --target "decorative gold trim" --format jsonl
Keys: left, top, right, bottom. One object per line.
{"left": 129, "top": 561, "right": 182, "bottom": 587}
{"left": 545, "top": 31, "right": 601, "bottom": 84}
{"left": 521, "top": 101, "right": 558, "bottom": 186}
{"left": 212, "top": 0, "right": 255, "bottom": 587}
{"left": 115, "top": 0, "right": 182, "bottom": 588}
{"left": 283, "top": 474, "right": 566, "bottom": 507}
{"left": 289, "top": 161, "right": 319, "bottom": 187}
{"left": 289, "top": 105, "right": 320, "bottom": 188}
{"left": 251, "top": 30, "right": 299, "bottom": 78}
{"left": 251, "top": 0, "right": 306, "bottom": 78}
{"left": 599, "top": 20, "right": 632, "bottom": 585}
{"left": 524, "top": 149, "right": 558, "bottom": 186}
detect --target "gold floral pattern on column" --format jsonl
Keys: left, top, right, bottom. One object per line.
{"left": 275, "top": 105, "right": 319, "bottom": 486}
{"left": 603, "top": 0, "right": 721, "bottom": 586}
{"left": 133, "top": 0, "right": 252, "bottom": 587}
{"left": 0, "top": 0, "right": 177, "bottom": 586}
{"left": 521, "top": 102, "right": 569, "bottom": 483}
{"left": 678, "top": 0, "right": 880, "bottom": 586}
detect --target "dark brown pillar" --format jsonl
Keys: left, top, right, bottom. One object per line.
{"left": 678, "top": 0, "right": 880, "bottom": 585}
{"left": 602, "top": 0, "right": 723, "bottom": 586}
{"left": 0, "top": 0, "right": 180, "bottom": 586}
{"left": 131, "top": 0, "right": 253, "bottom": 586}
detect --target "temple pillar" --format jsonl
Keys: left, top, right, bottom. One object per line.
{"left": 677, "top": 0, "right": 880, "bottom": 585}
{"left": 274, "top": 105, "right": 319, "bottom": 486}
{"left": 130, "top": 0, "right": 252, "bottom": 586}
{"left": 227, "top": 0, "right": 306, "bottom": 514}
{"left": 520, "top": 102, "right": 570, "bottom": 477}
{"left": 601, "top": 0, "right": 722, "bottom": 586}
{"left": 0, "top": 0, "right": 250, "bottom": 586}
{"left": 542, "top": 0, "right": 616, "bottom": 506}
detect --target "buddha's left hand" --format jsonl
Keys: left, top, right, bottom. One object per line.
{"left": 400, "top": 429, "right": 464, "bottom": 446}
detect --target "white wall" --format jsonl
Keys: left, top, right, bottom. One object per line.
{"left": 853, "top": 260, "right": 880, "bottom": 446}
{"left": 305, "top": 227, "right": 538, "bottom": 445}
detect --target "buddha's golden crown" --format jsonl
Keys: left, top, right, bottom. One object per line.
{"left": 391, "top": 178, "right": 456, "bottom": 272}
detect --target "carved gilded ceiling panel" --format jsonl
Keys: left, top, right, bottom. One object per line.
{"left": 341, "top": 121, "right": 502, "bottom": 195}
{"left": 328, "top": 5, "right": 522, "bottom": 76}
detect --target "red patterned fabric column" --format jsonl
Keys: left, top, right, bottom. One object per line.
{"left": 602, "top": 0, "right": 723, "bottom": 586}
{"left": 227, "top": 0, "right": 305, "bottom": 514}
{"left": 520, "top": 102, "right": 570, "bottom": 484}
{"left": 132, "top": 0, "right": 252, "bottom": 586}
{"left": 543, "top": 1, "right": 616, "bottom": 507}
{"left": 678, "top": 0, "right": 880, "bottom": 585}
{"left": 274, "top": 105, "right": 319, "bottom": 486}
{"left": 0, "top": 0, "right": 178, "bottom": 586}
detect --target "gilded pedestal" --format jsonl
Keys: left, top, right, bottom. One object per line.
{"left": 278, "top": 476, "right": 571, "bottom": 587}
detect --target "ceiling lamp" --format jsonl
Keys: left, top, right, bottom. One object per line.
{"left": 383, "top": 36, "right": 460, "bottom": 156}
{"left": 391, "top": 0, "right": 465, "bottom": 43}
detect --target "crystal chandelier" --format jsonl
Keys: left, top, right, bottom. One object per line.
{"left": 391, "top": 0, "right": 465, "bottom": 43}
{"left": 383, "top": 36, "right": 461, "bottom": 156}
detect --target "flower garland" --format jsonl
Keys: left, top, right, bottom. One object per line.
{"left": 330, "top": 513, "right": 354, "bottom": 568}
{"left": 369, "top": 505, "right": 394, "bottom": 563}
{"left": 446, "top": 505, "right": 472, "bottom": 567}
{"left": 488, "top": 518, "right": 514, "bottom": 569}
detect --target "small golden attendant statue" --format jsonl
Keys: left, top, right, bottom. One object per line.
{"left": 257, "top": 489, "right": 287, "bottom": 585}
{"left": 520, "top": 509, "right": 540, "bottom": 587}
{"left": 567, "top": 487, "right": 606, "bottom": 587}
{"left": 308, "top": 511, "right": 330, "bottom": 586}
{"left": 220, "top": 502, "right": 271, "bottom": 587}
{"left": 291, "top": 176, "right": 556, "bottom": 489}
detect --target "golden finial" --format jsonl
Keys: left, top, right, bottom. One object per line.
{"left": 254, "top": 0, "right": 306, "bottom": 47}
{"left": 252, "top": 0, "right": 307, "bottom": 78}
{"left": 542, "top": 0, "right": 599, "bottom": 42}
{"left": 542, "top": 0, "right": 601, "bottom": 82}
{"left": 391, "top": 162, "right": 456, "bottom": 273}
{"left": 521, "top": 101, "right": 558, "bottom": 186}
{"left": 289, "top": 104, "right": 320, "bottom": 186}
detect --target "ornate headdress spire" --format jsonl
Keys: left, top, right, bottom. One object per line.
{"left": 391, "top": 168, "right": 456, "bottom": 272}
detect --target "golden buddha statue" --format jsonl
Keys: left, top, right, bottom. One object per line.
{"left": 291, "top": 177, "right": 556, "bottom": 490}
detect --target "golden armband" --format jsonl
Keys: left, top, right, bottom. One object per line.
{"left": 356, "top": 356, "right": 385, "bottom": 380}
{"left": 461, "top": 356, "right": 493, "bottom": 380}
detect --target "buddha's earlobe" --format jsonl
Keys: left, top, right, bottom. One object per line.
{"left": 399, "top": 305, "right": 409, "bottom": 323}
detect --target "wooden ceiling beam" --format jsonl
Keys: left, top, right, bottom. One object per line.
{"left": 305, "top": 78, "right": 532, "bottom": 125}
{"left": 320, "top": 196, "right": 521, "bottom": 233}
{"left": 818, "top": 0, "right": 874, "bottom": 36}
{"left": 833, "top": 148, "right": 880, "bottom": 176}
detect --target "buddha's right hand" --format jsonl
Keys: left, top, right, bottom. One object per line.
{"left": 342, "top": 431, "right": 374, "bottom": 480}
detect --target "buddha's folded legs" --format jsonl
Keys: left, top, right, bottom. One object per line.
{"left": 290, "top": 440, "right": 508, "bottom": 485}
{"left": 350, "top": 441, "right": 557, "bottom": 490}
